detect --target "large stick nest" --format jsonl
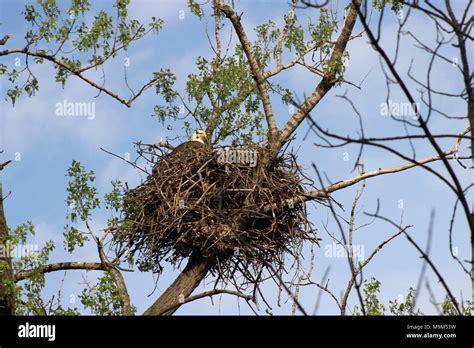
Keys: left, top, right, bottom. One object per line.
{"left": 114, "top": 143, "right": 318, "bottom": 278}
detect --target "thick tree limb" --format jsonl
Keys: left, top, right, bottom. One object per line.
{"left": 0, "top": 173, "right": 15, "bottom": 315}
{"left": 278, "top": 0, "right": 361, "bottom": 146}
{"left": 143, "top": 254, "right": 214, "bottom": 315}
{"left": 14, "top": 262, "right": 105, "bottom": 282}
{"left": 94, "top": 236, "right": 133, "bottom": 316}
{"left": 108, "top": 267, "right": 133, "bottom": 315}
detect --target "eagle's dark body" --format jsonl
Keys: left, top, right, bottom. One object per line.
{"left": 151, "top": 139, "right": 208, "bottom": 177}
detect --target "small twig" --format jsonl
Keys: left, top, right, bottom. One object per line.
{"left": 154, "top": 289, "right": 253, "bottom": 316}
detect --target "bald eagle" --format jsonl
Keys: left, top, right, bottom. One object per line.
{"left": 151, "top": 130, "right": 209, "bottom": 177}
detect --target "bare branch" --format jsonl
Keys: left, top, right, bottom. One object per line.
{"left": 352, "top": 0, "right": 474, "bottom": 239}
{"left": 339, "top": 186, "right": 408, "bottom": 315}
{"left": 153, "top": 289, "right": 254, "bottom": 316}
{"left": 365, "top": 212, "right": 462, "bottom": 315}
{"left": 14, "top": 262, "right": 105, "bottom": 282}
{"left": 0, "top": 160, "right": 12, "bottom": 171}
{"left": 0, "top": 35, "right": 10, "bottom": 46}
{"left": 267, "top": 127, "right": 471, "bottom": 210}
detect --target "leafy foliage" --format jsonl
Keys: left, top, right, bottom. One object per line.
{"left": 3, "top": 160, "right": 139, "bottom": 315}
{"left": 62, "top": 225, "right": 89, "bottom": 253}
{"left": 6, "top": 222, "right": 79, "bottom": 315}
{"left": 352, "top": 278, "right": 472, "bottom": 316}
{"left": 389, "top": 287, "right": 422, "bottom": 315}
{"left": 355, "top": 277, "right": 386, "bottom": 315}
{"left": 2, "top": 0, "right": 163, "bottom": 105}
{"left": 152, "top": 2, "right": 351, "bottom": 144}
{"left": 188, "top": 0, "right": 204, "bottom": 19}
{"left": 372, "top": 0, "right": 403, "bottom": 12}
{"left": 3, "top": 0, "right": 467, "bottom": 318}
{"left": 80, "top": 272, "right": 136, "bottom": 315}
{"left": 66, "top": 160, "right": 100, "bottom": 223}
{"left": 441, "top": 297, "right": 473, "bottom": 316}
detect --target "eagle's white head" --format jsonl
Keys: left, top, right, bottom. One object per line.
{"left": 191, "top": 129, "right": 208, "bottom": 145}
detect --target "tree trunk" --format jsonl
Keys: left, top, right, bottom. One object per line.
{"left": 468, "top": 90, "right": 474, "bottom": 303}
{"left": 143, "top": 254, "right": 214, "bottom": 315}
{"left": 0, "top": 180, "right": 15, "bottom": 315}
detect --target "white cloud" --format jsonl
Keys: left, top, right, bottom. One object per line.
{"left": 128, "top": 0, "right": 189, "bottom": 23}
{"left": 2, "top": 66, "right": 128, "bottom": 154}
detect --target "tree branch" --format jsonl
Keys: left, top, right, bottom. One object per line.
{"left": 352, "top": 0, "right": 474, "bottom": 239}
{"left": 276, "top": 0, "right": 299, "bottom": 68}
{"left": 340, "top": 226, "right": 407, "bottom": 315}
{"left": 278, "top": 0, "right": 361, "bottom": 146}
{"left": 14, "top": 262, "right": 105, "bottom": 282}
{"left": 0, "top": 35, "right": 10, "bottom": 45}
{"left": 265, "top": 127, "right": 471, "bottom": 211}
{"left": 108, "top": 267, "right": 133, "bottom": 315}
{"left": 92, "top": 229, "right": 133, "bottom": 316}
{"left": 217, "top": 1, "right": 279, "bottom": 142}
{"left": 0, "top": 160, "right": 12, "bottom": 171}
{"left": 366, "top": 213, "right": 462, "bottom": 315}
{"left": 143, "top": 254, "right": 214, "bottom": 315}
{"left": 152, "top": 289, "right": 253, "bottom": 316}
{"left": 0, "top": 153, "right": 14, "bottom": 315}
{"left": 0, "top": 48, "right": 157, "bottom": 107}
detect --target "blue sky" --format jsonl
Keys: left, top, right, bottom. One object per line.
{"left": 0, "top": 0, "right": 472, "bottom": 315}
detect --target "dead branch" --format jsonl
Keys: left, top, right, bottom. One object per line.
{"left": 265, "top": 127, "right": 471, "bottom": 211}
{"left": 351, "top": 0, "right": 474, "bottom": 238}
{"left": 365, "top": 212, "right": 462, "bottom": 315}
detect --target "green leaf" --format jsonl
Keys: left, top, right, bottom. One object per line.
{"left": 188, "top": 0, "right": 204, "bottom": 19}
{"left": 80, "top": 272, "right": 137, "bottom": 315}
